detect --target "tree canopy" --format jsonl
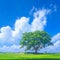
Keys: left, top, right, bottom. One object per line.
{"left": 20, "top": 30, "right": 52, "bottom": 53}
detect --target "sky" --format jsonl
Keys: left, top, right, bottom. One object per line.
{"left": 0, "top": 0, "right": 60, "bottom": 53}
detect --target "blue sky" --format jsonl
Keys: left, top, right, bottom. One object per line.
{"left": 0, "top": 0, "right": 60, "bottom": 52}
{"left": 0, "top": 0, "right": 60, "bottom": 35}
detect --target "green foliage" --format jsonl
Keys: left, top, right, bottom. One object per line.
{"left": 20, "top": 30, "right": 52, "bottom": 53}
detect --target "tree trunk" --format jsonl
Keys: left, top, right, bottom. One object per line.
{"left": 35, "top": 49, "right": 38, "bottom": 54}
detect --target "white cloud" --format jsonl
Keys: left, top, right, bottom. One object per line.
{"left": 29, "top": 6, "right": 37, "bottom": 15}
{"left": 40, "top": 33, "right": 60, "bottom": 53}
{"left": 31, "top": 9, "right": 50, "bottom": 31}
{"left": 0, "top": 8, "right": 50, "bottom": 52}
{"left": 51, "top": 33, "right": 60, "bottom": 43}
{"left": 0, "top": 26, "right": 14, "bottom": 46}
{"left": 12, "top": 17, "right": 30, "bottom": 41}
{"left": 50, "top": 33, "right": 60, "bottom": 53}
{"left": 0, "top": 45, "right": 25, "bottom": 52}
{"left": 43, "top": 41, "right": 60, "bottom": 53}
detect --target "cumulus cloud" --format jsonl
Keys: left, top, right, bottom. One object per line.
{"left": 46, "top": 33, "right": 60, "bottom": 53}
{"left": 0, "top": 26, "right": 13, "bottom": 46}
{"left": 40, "top": 40, "right": 60, "bottom": 53}
{"left": 51, "top": 33, "right": 60, "bottom": 43}
{"left": 0, "top": 8, "right": 50, "bottom": 52}
{"left": 39, "top": 33, "right": 60, "bottom": 53}
{"left": 31, "top": 9, "right": 50, "bottom": 31}
{"left": 0, "top": 45, "right": 25, "bottom": 52}
{"left": 12, "top": 17, "right": 31, "bottom": 45}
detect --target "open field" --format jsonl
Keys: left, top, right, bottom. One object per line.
{"left": 0, "top": 53, "right": 60, "bottom": 60}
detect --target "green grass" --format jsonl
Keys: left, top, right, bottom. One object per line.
{"left": 0, "top": 53, "right": 60, "bottom": 60}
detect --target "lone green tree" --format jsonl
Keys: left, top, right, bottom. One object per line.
{"left": 20, "top": 30, "right": 52, "bottom": 53}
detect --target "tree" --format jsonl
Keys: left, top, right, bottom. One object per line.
{"left": 20, "top": 30, "right": 52, "bottom": 53}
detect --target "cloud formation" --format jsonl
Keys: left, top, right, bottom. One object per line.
{"left": 40, "top": 33, "right": 60, "bottom": 53}
{"left": 0, "top": 8, "right": 53, "bottom": 52}
{"left": 47, "top": 33, "right": 60, "bottom": 53}
{"left": 41, "top": 40, "right": 60, "bottom": 53}
{"left": 0, "top": 45, "right": 25, "bottom": 52}
{"left": 51, "top": 33, "right": 60, "bottom": 43}
{"left": 31, "top": 9, "right": 50, "bottom": 31}
{"left": 0, "top": 7, "right": 60, "bottom": 53}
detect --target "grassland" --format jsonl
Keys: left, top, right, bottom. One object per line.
{"left": 0, "top": 53, "right": 60, "bottom": 60}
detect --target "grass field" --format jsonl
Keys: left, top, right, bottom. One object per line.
{"left": 0, "top": 53, "right": 60, "bottom": 60}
